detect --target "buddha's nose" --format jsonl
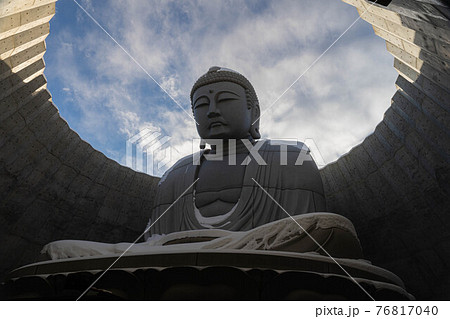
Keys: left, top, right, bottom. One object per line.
{"left": 207, "top": 100, "right": 221, "bottom": 118}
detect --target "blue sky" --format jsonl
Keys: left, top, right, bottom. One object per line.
{"left": 44, "top": 0, "right": 397, "bottom": 175}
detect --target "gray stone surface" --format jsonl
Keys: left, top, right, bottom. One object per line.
{"left": 0, "top": 0, "right": 159, "bottom": 282}
{"left": 1, "top": 0, "right": 449, "bottom": 300}
{"left": 324, "top": 0, "right": 450, "bottom": 299}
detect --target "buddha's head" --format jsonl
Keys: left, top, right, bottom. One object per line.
{"left": 190, "top": 66, "right": 261, "bottom": 140}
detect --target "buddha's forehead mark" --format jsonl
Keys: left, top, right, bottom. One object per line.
{"left": 209, "top": 89, "right": 214, "bottom": 94}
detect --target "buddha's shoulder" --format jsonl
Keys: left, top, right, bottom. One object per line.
{"left": 158, "top": 152, "right": 198, "bottom": 186}
{"left": 256, "top": 140, "right": 323, "bottom": 194}
{"left": 170, "top": 153, "right": 196, "bottom": 170}
{"left": 260, "top": 140, "right": 313, "bottom": 163}
{"left": 261, "top": 139, "right": 308, "bottom": 153}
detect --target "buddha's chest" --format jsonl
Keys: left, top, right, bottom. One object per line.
{"left": 194, "top": 153, "right": 248, "bottom": 216}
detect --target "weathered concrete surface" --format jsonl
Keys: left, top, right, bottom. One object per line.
{"left": 0, "top": 0, "right": 159, "bottom": 281}
{"left": 321, "top": 0, "right": 450, "bottom": 299}
{"left": 1, "top": 0, "right": 449, "bottom": 300}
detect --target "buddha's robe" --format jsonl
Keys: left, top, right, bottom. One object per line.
{"left": 147, "top": 140, "right": 326, "bottom": 236}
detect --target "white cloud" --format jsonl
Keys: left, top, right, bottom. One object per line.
{"left": 45, "top": 0, "right": 397, "bottom": 171}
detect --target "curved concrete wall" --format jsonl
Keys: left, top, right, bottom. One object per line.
{"left": 0, "top": 0, "right": 159, "bottom": 280}
{"left": 320, "top": 0, "right": 450, "bottom": 299}
{"left": 0, "top": 0, "right": 449, "bottom": 299}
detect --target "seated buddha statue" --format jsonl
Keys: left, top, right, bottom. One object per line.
{"left": 148, "top": 66, "right": 329, "bottom": 232}
{"left": 42, "top": 66, "right": 363, "bottom": 260}
{"left": 32, "top": 67, "right": 415, "bottom": 301}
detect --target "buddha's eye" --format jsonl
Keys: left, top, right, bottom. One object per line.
{"left": 217, "top": 92, "right": 239, "bottom": 102}
{"left": 194, "top": 97, "right": 210, "bottom": 109}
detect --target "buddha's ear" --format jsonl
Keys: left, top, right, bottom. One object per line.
{"left": 250, "top": 125, "right": 261, "bottom": 139}
{"left": 254, "top": 103, "right": 260, "bottom": 116}
{"left": 251, "top": 102, "right": 260, "bottom": 122}
{"left": 250, "top": 106, "right": 261, "bottom": 139}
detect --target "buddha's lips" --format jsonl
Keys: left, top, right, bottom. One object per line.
{"left": 209, "top": 121, "right": 226, "bottom": 128}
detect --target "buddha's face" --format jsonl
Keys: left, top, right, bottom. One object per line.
{"left": 192, "top": 81, "right": 252, "bottom": 139}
